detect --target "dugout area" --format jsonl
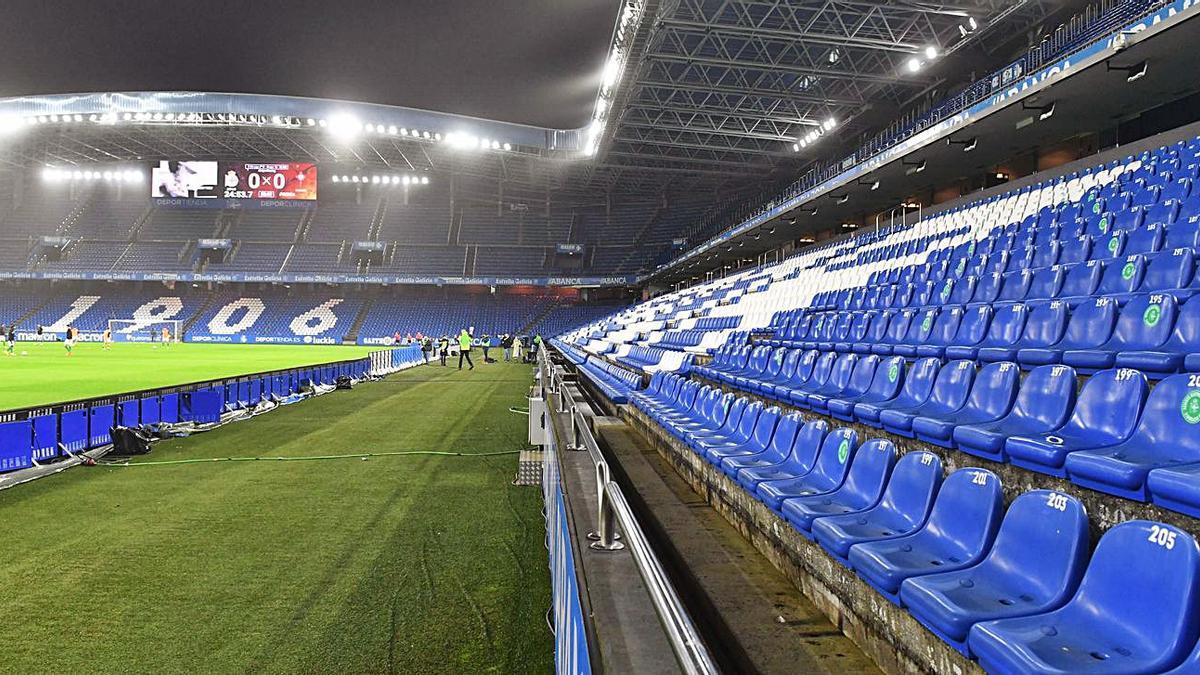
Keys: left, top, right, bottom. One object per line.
{"left": 0, "top": 360, "right": 551, "bottom": 673}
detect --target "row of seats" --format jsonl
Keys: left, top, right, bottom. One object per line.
{"left": 577, "top": 355, "right": 643, "bottom": 404}
{"left": 695, "top": 347, "right": 1200, "bottom": 515}
{"left": 631, "top": 372, "right": 1200, "bottom": 674}
{"left": 760, "top": 292, "right": 1200, "bottom": 376}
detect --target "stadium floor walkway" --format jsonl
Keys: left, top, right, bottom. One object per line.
{"left": 0, "top": 359, "right": 551, "bottom": 673}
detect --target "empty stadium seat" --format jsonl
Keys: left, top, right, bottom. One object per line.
{"left": 1018, "top": 298, "right": 1117, "bottom": 367}
{"left": 911, "top": 361, "right": 1020, "bottom": 448}
{"left": 848, "top": 468, "right": 1004, "bottom": 604}
{"left": 953, "top": 364, "right": 1077, "bottom": 462}
{"left": 1118, "top": 293, "right": 1200, "bottom": 375}
{"left": 854, "top": 357, "right": 938, "bottom": 427}
{"left": 829, "top": 355, "right": 904, "bottom": 422}
{"left": 812, "top": 451, "right": 943, "bottom": 561}
{"left": 900, "top": 490, "right": 1089, "bottom": 656}
{"left": 736, "top": 420, "right": 828, "bottom": 492}
{"left": 756, "top": 428, "right": 858, "bottom": 511}
{"left": 1065, "top": 373, "right": 1200, "bottom": 500}
{"left": 1062, "top": 294, "right": 1177, "bottom": 373}
{"left": 720, "top": 411, "right": 803, "bottom": 478}
{"left": 781, "top": 438, "right": 896, "bottom": 536}
{"left": 969, "top": 303, "right": 1028, "bottom": 362}
{"left": 969, "top": 521, "right": 1200, "bottom": 675}
{"left": 879, "top": 360, "right": 975, "bottom": 438}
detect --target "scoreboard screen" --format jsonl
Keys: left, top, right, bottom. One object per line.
{"left": 151, "top": 161, "right": 317, "bottom": 201}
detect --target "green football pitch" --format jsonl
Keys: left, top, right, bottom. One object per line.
{"left": 0, "top": 342, "right": 379, "bottom": 411}
{"left": 0, "top": 359, "right": 552, "bottom": 673}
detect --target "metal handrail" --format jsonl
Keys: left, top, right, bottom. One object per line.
{"left": 538, "top": 349, "right": 719, "bottom": 675}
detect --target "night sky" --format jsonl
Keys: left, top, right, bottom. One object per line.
{"left": 0, "top": 0, "right": 617, "bottom": 129}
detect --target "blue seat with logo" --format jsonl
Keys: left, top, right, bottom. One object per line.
{"left": 914, "top": 306, "right": 966, "bottom": 359}
{"left": 848, "top": 468, "right": 1004, "bottom": 605}
{"left": 736, "top": 419, "right": 828, "bottom": 492}
{"left": 893, "top": 308, "right": 939, "bottom": 358}
{"left": 900, "top": 490, "right": 1090, "bottom": 657}
{"left": 1019, "top": 297, "right": 1117, "bottom": 367}
{"left": 879, "top": 360, "right": 975, "bottom": 438}
{"left": 954, "top": 364, "right": 1077, "bottom": 462}
{"left": 1063, "top": 294, "right": 1177, "bottom": 374}
{"left": 912, "top": 361, "right": 1021, "bottom": 448}
{"left": 721, "top": 411, "right": 803, "bottom": 478}
{"left": 756, "top": 428, "right": 858, "bottom": 511}
{"left": 971, "top": 303, "right": 1029, "bottom": 362}
{"left": 1065, "top": 373, "right": 1200, "bottom": 500}
{"left": 1006, "top": 368, "right": 1148, "bottom": 478}
{"left": 830, "top": 355, "right": 904, "bottom": 422}
{"left": 1119, "top": 293, "right": 1200, "bottom": 376}
{"left": 765, "top": 349, "right": 817, "bottom": 400}
{"left": 812, "top": 451, "right": 943, "bottom": 562}
{"left": 781, "top": 439, "right": 897, "bottom": 537}
{"left": 969, "top": 521, "right": 1200, "bottom": 675}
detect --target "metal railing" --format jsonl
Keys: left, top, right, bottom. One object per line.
{"left": 537, "top": 348, "right": 719, "bottom": 675}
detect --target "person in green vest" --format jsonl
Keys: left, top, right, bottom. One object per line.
{"left": 458, "top": 328, "right": 475, "bottom": 370}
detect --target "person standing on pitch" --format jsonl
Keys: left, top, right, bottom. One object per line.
{"left": 501, "top": 333, "right": 513, "bottom": 361}
{"left": 458, "top": 328, "right": 474, "bottom": 370}
{"left": 439, "top": 335, "right": 450, "bottom": 366}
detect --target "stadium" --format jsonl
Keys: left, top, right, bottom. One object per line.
{"left": 3, "top": 0, "right": 1200, "bottom": 672}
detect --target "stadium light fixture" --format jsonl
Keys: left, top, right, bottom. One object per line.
{"left": 903, "top": 158, "right": 926, "bottom": 175}
{"left": 327, "top": 113, "right": 362, "bottom": 141}
{"left": 924, "top": 45, "right": 939, "bottom": 60}
{"left": 0, "top": 115, "right": 24, "bottom": 136}
{"left": 906, "top": 57, "right": 922, "bottom": 73}
{"left": 947, "top": 136, "right": 977, "bottom": 152}
{"left": 858, "top": 178, "right": 880, "bottom": 190}
{"left": 832, "top": 194, "right": 849, "bottom": 204}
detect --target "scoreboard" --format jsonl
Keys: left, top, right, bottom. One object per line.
{"left": 151, "top": 161, "right": 317, "bottom": 203}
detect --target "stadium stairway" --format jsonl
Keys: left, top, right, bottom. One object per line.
{"left": 344, "top": 297, "right": 375, "bottom": 344}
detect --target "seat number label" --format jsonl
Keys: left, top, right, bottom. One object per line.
{"left": 1148, "top": 525, "right": 1178, "bottom": 550}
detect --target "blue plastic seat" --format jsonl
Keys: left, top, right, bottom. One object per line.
{"left": 969, "top": 521, "right": 1200, "bottom": 675}
{"left": 1018, "top": 297, "right": 1117, "bottom": 367}
{"left": 1057, "top": 236, "right": 1092, "bottom": 266}
{"left": 746, "top": 348, "right": 788, "bottom": 394}
{"left": 812, "top": 451, "right": 943, "bottom": 561}
{"left": 1129, "top": 248, "right": 1196, "bottom": 301}
{"left": 779, "top": 351, "right": 836, "bottom": 406}
{"left": 1055, "top": 262, "right": 1103, "bottom": 302}
{"left": 912, "top": 362, "right": 1021, "bottom": 448}
{"left": 831, "top": 355, "right": 904, "bottom": 422}
{"left": 870, "top": 309, "right": 917, "bottom": 355}
{"left": 852, "top": 310, "right": 892, "bottom": 353}
{"left": 892, "top": 308, "right": 938, "bottom": 358}
{"left": 736, "top": 419, "right": 828, "bottom": 492}
{"left": 954, "top": 364, "right": 1077, "bottom": 462}
{"left": 996, "top": 270, "right": 1033, "bottom": 303}
{"left": 1065, "top": 373, "right": 1200, "bottom": 500}
{"left": 1090, "top": 231, "right": 1126, "bottom": 261}
{"left": 972, "top": 303, "right": 1029, "bottom": 362}
{"left": 848, "top": 468, "right": 1004, "bottom": 605}
{"left": 937, "top": 305, "right": 992, "bottom": 360}
{"left": 1063, "top": 294, "right": 1177, "bottom": 374}
{"left": 914, "top": 306, "right": 965, "bottom": 358}
{"left": 879, "top": 360, "right": 975, "bottom": 438}
{"left": 754, "top": 348, "right": 803, "bottom": 397}
{"left": 1166, "top": 209, "right": 1200, "bottom": 250}
{"left": 721, "top": 412, "right": 802, "bottom": 478}
{"left": 691, "top": 398, "right": 761, "bottom": 454}
{"left": 756, "top": 428, "right": 858, "bottom": 511}
{"left": 808, "top": 353, "right": 871, "bottom": 414}
{"left": 1091, "top": 255, "right": 1146, "bottom": 300}
{"left": 702, "top": 404, "right": 780, "bottom": 464}
{"left": 900, "top": 490, "right": 1090, "bottom": 656}
{"left": 1125, "top": 223, "right": 1165, "bottom": 255}
{"left": 1006, "top": 368, "right": 1148, "bottom": 478}
{"left": 854, "top": 357, "right": 938, "bottom": 427}
{"left": 684, "top": 396, "right": 747, "bottom": 450}
{"left": 765, "top": 349, "right": 817, "bottom": 400}
{"left": 800, "top": 353, "right": 859, "bottom": 411}
{"left": 781, "top": 439, "right": 897, "bottom": 537}
{"left": 1025, "top": 265, "right": 1065, "bottom": 300}
{"left": 1031, "top": 242, "right": 1061, "bottom": 269}
{"left": 970, "top": 273, "right": 1002, "bottom": 305}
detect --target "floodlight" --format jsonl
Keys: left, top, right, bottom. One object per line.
{"left": 503, "top": 143, "right": 512, "bottom": 151}
{"left": 833, "top": 194, "right": 849, "bottom": 204}
{"left": 421, "top": 176, "right": 429, "bottom": 185}
{"left": 327, "top": 113, "right": 361, "bottom": 141}
{"left": 792, "top": 143, "right": 800, "bottom": 152}
{"left": 906, "top": 57, "right": 921, "bottom": 73}
{"left": 602, "top": 53, "right": 623, "bottom": 88}
{"left": 103, "top": 171, "right": 113, "bottom": 180}
{"left": 968, "top": 17, "right": 978, "bottom": 30}
{"left": 823, "top": 117, "right": 836, "bottom": 130}
{"left": 0, "top": 115, "right": 24, "bottom": 136}
{"left": 858, "top": 178, "right": 880, "bottom": 190}
{"left": 422, "top": 131, "right": 431, "bottom": 139}
{"left": 306, "top": 118, "right": 316, "bottom": 126}
{"left": 331, "top": 175, "right": 340, "bottom": 183}
{"left": 903, "top": 158, "right": 926, "bottom": 175}
{"left": 402, "top": 176, "right": 411, "bottom": 185}
{"left": 924, "top": 45, "right": 939, "bottom": 60}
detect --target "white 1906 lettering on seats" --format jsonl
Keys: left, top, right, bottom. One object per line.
{"left": 208, "top": 298, "right": 266, "bottom": 335}
{"left": 122, "top": 297, "right": 185, "bottom": 331}
{"left": 290, "top": 299, "right": 343, "bottom": 336}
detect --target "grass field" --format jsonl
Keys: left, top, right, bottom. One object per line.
{"left": 0, "top": 359, "right": 552, "bottom": 673}
{"left": 0, "top": 342, "right": 378, "bottom": 411}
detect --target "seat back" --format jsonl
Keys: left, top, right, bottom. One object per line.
{"left": 1058, "top": 261, "right": 1103, "bottom": 298}
{"left": 764, "top": 412, "right": 803, "bottom": 459}
{"left": 786, "top": 419, "right": 831, "bottom": 471}
{"left": 862, "top": 310, "right": 892, "bottom": 343}
{"left": 1165, "top": 295, "right": 1200, "bottom": 352}
{"left": 809, "top": 427, "right": 860, "bottom": 487}
{"left": 1126, "top": 223, "right": 1166, "bottom": 255}
{"left": 984, "top": 490, "right": 1090, "bottom": 602}
{"left": 882, "top": 310, "right": 916, "bottom": 345}
{"left": 1091, "top": 231, "right": 1126, "bottom": 260}
{"left": 839, "top": 439, "right": 897, "bottom": 507}
{"left": 997, "top": 270, "right": 1033, "bottom": 302}
{"left": 762, "top": 347, "right": 788, "bottom": 381}
{"left": 1031, "top": 241, "right": 1061, "bottom": 269}
{"left": 903, "top": 308, "right": 939, "bottom": 346}
{"left": 893, "top": 357, "right": 941, "bottom": 407}
{"left": 1097, "top": 255, "right": 1145, "bottom": 296}
{"left": 1142, "top": 248, "right": 1195, "bottom": 293}
{"left": 1055, "top": 368, "right": 1147, "bottom": 442}
{"left": 746, "top": 405, "right": 780, "bottom": 450}
{"left": 953, "top": 305, "right": 993, "bottom": 346}
{"left": 1128, "top": 373, "right": 1200, "bottom": 456}
{"left": 823, "top": 353, "right": 860, "bottom": 392}
{"left": 927, "top": 306, "right": 965, "bottom": 347}
{"left": 948, "top": 276, "right": 977, "bottom": 305}
{"left": 1066, "top": 521, "right": 1200, "bottom": 666}
{"left": 1011, "top": 364, "right": 1078, "bottom": 428}
{"left": 1027, "top": 265, "right": 1065, "bottom": 299}
{"left": 844, "top": 354, "right": 880, "bottom": 397}
{"left": 982, "top": 303, "right": 1028, "bottom": 347}
{"left": 788, "top": 350, "right": 820, "bottom": 386}
{"left": 1108, "top": 293, "right": 1177, "bottom": 350}
{"left": 878, "top": 451, "right": 943, "bottom": 527}
{"left": 972, "top": 273, "right": 1002, "bottom": 304}
{"left": 1060, "top": 297, "right": 1119, "bottom": 349}
{"left": 1057, "top": 236, "right": 1092, "bottom": 266}
{"left": 923, "top": 468, "right": 1004, "bottom": 555}
{"left": 776, "top": 348, "right": 802, "bottom": 382}
{"left": 847, "top": 313, "right": 874, "bottom": 342}
{"left": 866, "top": 356, "right": 906, "bottom": 400}
{"left": 961, "top": 361, "right": 1021, "bottom": 419}
{"left": 719, "top": 396, "right": 749, "bottom": 434}
{"left": 927, "top": 360, "right": 977, "bottom": 411}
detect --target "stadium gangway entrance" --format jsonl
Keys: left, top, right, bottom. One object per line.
{"left": 533, "top": 348, "right": 718, "bottom": 675}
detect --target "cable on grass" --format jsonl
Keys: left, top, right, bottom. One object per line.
{"left": 94, "top": 449, "right": 520, "bottom": 466}
{"left": 508, "top": 406, "right": 530, "bottom": 415}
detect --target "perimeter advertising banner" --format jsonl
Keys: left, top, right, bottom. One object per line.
{"left": 151, "top": 161, "right": 317, "bottom": 207}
